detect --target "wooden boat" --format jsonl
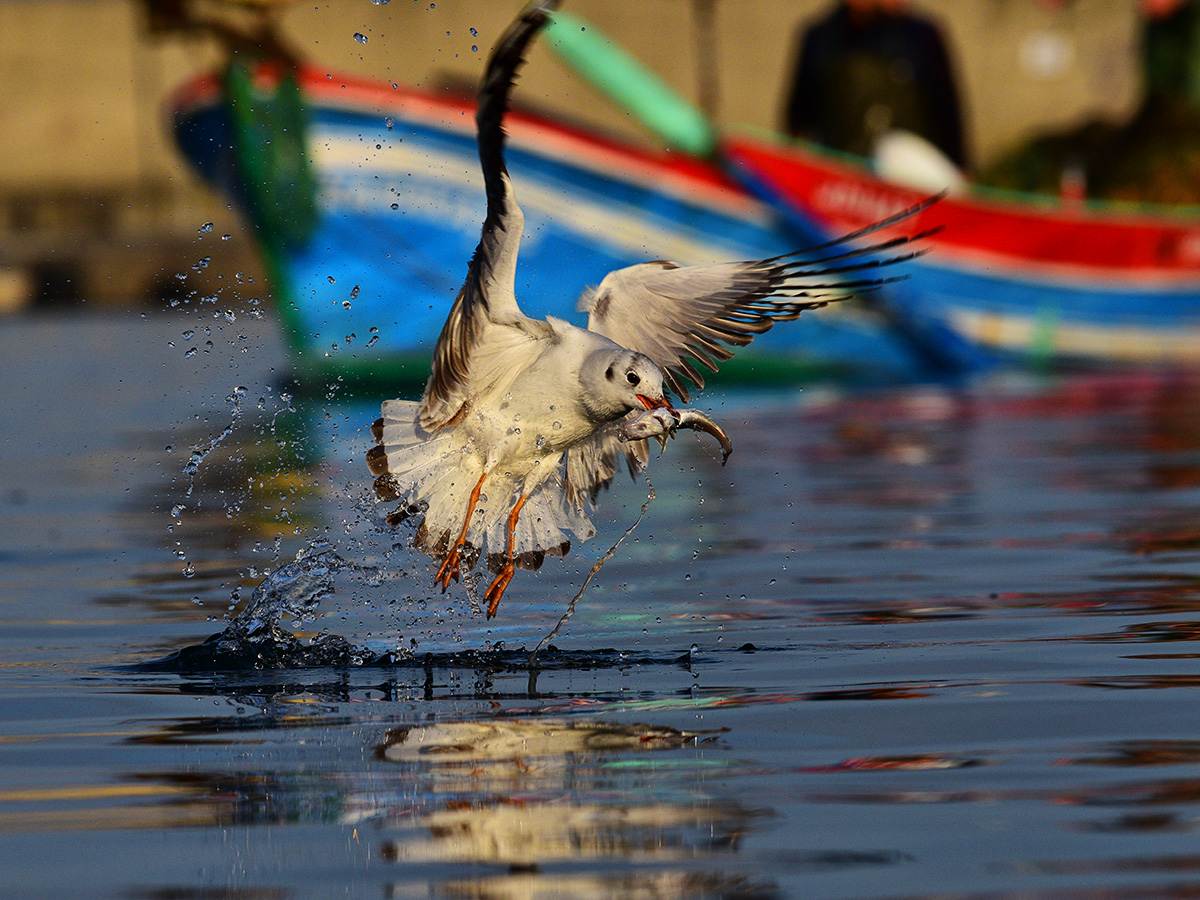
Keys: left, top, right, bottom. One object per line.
{"left": 171, "top": 64, "right": 934, "bottom": 389}
{"left": 722, "top": 130, "right": 1200, "bottom": 367}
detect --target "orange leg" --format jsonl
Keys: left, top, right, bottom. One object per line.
{"left": 434, "top": 470, "right": 488, "bottom": 591}
{"left": 484, "top": 494, "right": 527, "bottom": 619}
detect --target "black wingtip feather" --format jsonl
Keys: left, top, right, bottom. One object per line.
{"left": 476, "top": 0, "right": 560, "bottom": 217}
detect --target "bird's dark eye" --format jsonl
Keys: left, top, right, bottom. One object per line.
{"left": 605, "top": 366, "right": 614, "bottom": 380}
{"left": 626, "top": 371, "right": 640, "bottom": 386}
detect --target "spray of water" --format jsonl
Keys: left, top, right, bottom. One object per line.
{"left": 182, "top": 386, "right": 247, "bottom": 498}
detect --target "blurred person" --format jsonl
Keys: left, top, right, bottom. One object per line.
{"left": 782, "top": 0, "right": 968, "bottom": 170}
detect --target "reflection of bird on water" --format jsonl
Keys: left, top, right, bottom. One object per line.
{"left": 368, "top": 0, "right": 931, "bottom": 618}
{"left": 377, "top": 717, "right": 704, "bottom": 766}
{"left": 375, "top": 718, "right": 758, "bottom": 874}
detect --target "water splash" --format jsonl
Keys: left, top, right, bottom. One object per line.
{"left": 182, "top": 386, "right": 246, "bottom": 498}
{"left": 140, "top": 522, "right": 686, "bottom": 673}
{"left": 226, "top": 539, "right": 341, "bottom": 642}
{"left": 531, "top": 484, "right": 656, "bottom": 667}
{"left": 147, "top": 540, "right": 376, "bottom": 670}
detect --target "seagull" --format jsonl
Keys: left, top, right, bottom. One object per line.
{"left": 368, "top": 0, "right": 932, "bottom": 618}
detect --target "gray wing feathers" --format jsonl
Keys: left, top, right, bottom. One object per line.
{"left": 564, "top": 427, "right": 649, "bottom": 511}
{"left": 582, "top": 200, "right": 936, "bottom": 402}
{"left": 583, "top": 257, "right": 862, "bottom": 401}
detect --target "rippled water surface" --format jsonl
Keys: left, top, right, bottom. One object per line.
{"left": 4, "top": 311, "right": 1200, "bottom": 899}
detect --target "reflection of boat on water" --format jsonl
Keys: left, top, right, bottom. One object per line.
{"left": 722, "top": 132, "right": 1200, "bottom": 367}
{"left": 170, "top": 63, "right": 935, "bottom": 389}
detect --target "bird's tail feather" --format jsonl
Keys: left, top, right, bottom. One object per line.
{"left": 490, "top": 471, "right": 593, "bottom": 573}
{"left": 370, "top": 400, "right": 592, "bottom": 572}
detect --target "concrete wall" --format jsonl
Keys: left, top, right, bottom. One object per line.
{"left": 276, "top": 0, "right": 1144, "bottom": 171}
{"left": 0, "top": 0, "right": 1146, "bottom": 192}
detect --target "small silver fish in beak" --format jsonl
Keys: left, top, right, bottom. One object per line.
{"left": 617, "top": 406, "right": 733, "bottom": 465}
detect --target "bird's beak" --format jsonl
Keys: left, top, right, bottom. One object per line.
{"left": 637, "top": 394, "right": 676, "bottom": 414}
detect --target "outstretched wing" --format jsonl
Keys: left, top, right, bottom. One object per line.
{"left": 419, "top": 0, "right": 558, "bottom": 431}
{"left": 581, "top": 197, "right": 938, "bottom": 402}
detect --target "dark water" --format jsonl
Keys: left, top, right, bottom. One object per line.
{"left": 4, "top": 310, "right": 1200, "bottom": 899}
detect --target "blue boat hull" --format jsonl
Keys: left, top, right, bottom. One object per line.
{"left": 173, "top": 70, "right": 931, "bottom": 387}
{"left": 724, "top": 132, "right": 1200, "bottom": 368}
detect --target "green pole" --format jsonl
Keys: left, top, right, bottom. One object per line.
{"left": 544, "top": 9, "right": 716, "bottom": 158}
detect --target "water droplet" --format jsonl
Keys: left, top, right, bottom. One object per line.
{"left": 171, "top": 504, "right": 185, "bottom": 517}
{"left": 183, "top": 562, "right": 196, "bottom": 578}
{"left": 350, "top": 285, "right": 360, "bottom": 299}
{"left": 365, "top": 335, "right": 379, "bottom": 348}
{"left": 327, "top": 275, "right": 336, "bottom": 284}
{"left": 371, "top": 0, "right": 390, "bottom": 5}
{"left": 353, "top": 32, "right": 368, "bottom": 44}
{"left": 470, "top": 27, "right": 477, "bottom": 36}
{"left": 390, "top": 202, "right": 399, "bottom": 210}
{"left": 384, "top": 116, "right": 394, "bottom": 130}
{"left": 198, "top": 222, "right": 213, "bottom": 234}
{"left": 551, "top": 421, "right": 562, "bottom": 430}
{"left": 471, "top": 45, "right": 478, "bottom": 52}
{"left": 342, "top": 300, "right": 352, "bottom": 310}
{"left": 185, "top": 347, "right": 198, "bottom": 358}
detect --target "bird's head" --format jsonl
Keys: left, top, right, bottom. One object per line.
{"left": 580, "top": 349, "right": 674, "bottom": 423}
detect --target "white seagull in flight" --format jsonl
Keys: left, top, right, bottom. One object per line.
{"left": 368, "top": 0, "right": 931, "bottom": 618}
